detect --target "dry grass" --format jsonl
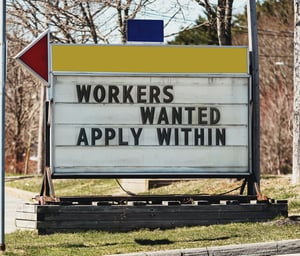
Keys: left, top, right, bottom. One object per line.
{"left": 4, "top": 174, "right": 300, "bottom": 255}
{"left": 7, "top": 174, "right": 300, "bottom": 214}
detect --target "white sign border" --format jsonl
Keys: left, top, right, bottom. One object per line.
{"left": 49, "top": 72, "right": 251, "bottom": 178}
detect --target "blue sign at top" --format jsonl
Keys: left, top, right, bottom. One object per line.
{"left": 127, "top": 19, "right": 164, "bottom": 43}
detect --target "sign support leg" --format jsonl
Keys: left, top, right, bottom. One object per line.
{"left": 39, "top": 168, "right": 59, "bottom": 205}
{"left": 37, "top": 101, "right": 59, "bottom": 205}
{"left": 247, "top": 0, "right": 260, "bottom": 195}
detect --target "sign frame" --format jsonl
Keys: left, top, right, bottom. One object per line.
{"left": 49, "top": 70, "right": 251, "bottom": 179}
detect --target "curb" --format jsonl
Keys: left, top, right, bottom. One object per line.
{"left": 108, "top": 239, "right": 300, "bottom": 256}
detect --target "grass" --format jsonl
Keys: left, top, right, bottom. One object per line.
{"left": 5, "top": 223, "right": 300, "bottom": 256}
{"left": 6, "top": 177, "right": 120, "bottom": 197}
{"left": 4, "top": 175, "right": 300, "bottom": 255}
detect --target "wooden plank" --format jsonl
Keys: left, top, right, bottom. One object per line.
{"left": 16, "top": 203, "right": 37, "bottom": 213}
{"left": 36, "top": 213, "right": 284, "bottom": 233}
{"left": 36, "top": 219, "right": 219, "bottom": 230}
{"left": 57, "top": 195, "right": 257, "bottom": 204}
{"left": 15, "top": 219, "right": 37, "bottom": 229}
{"left": 38, "top": 212, "right": 278, "bottom": 223}
{"left": 37, "top": 204, "right": 276, "bottom": 214}
{"left": 36, "top": 204, "right": 287, "bottom": 222}
{"left": 15, "top": 211, "right": 37, "bottom": 221}
{"left": 15, "top": 201, "right": 288, "bottom": 234}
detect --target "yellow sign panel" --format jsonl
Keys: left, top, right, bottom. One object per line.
{"left": 52, "top": 45, "right": 248, "bottom": 74}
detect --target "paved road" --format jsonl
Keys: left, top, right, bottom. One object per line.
{"left": 5, "top": 186, "right": 35, "bottom": 234}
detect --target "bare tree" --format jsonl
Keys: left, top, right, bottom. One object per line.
{"left": 194, "top": 0, "right": 233, "bottom": 45}
{"left": 104, "top": 0, "right": 146, "bottom": 43}
{"left": 8, "top": 0, "right": 158, "bottom": 44}
{"left": 5, "top": 39, "right": 40, "bottom": 174}
{"left": 8, "top": 0, "right": 110, "bottom": 43}
{"left": 253, "top": 1, "right": 293, "bottom": 175}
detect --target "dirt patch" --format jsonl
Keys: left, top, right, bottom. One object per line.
{"left": 271, "top": 216, "right": 300, "bottom": 226}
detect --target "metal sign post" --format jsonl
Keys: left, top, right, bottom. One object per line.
{"left": 247, "top": 0, "right": 260, "bottom": 195}
{"left": 0, "top": 0, "right": 6, "bottom": 251}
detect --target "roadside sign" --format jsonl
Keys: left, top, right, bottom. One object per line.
{"left": 16, "top": 31, "right": 250, "bottom": 178}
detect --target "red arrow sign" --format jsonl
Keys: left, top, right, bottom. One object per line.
{"left": 15, "top": 30, "right": 49, "bottom": 84}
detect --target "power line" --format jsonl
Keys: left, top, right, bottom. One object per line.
{"left": 234, "top": 26, "right": 293, "bottom": 38}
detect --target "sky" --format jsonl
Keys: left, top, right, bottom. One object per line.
{"left": 134, "top": 0, "right": 248, "bottom": 43}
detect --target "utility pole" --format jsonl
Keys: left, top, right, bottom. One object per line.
{"left": 0, "top": 0, "right": 6, "bottom": 251}
{"left": 293, "top": 0, "right": 300, "bottom": 184}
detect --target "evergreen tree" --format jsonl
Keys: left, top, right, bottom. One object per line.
{"left": 169, "top": 14, "right": 218, "bottom": 45}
